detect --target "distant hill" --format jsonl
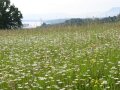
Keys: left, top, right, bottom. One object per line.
{"left": 102, "top": 7, "right": 120, "bottom": 17}
{"left": 44, "top": 7, "right": 120, "bottom": 25}
{"left": 22, "top": 7, "right": 120, "bottom": 27}
{"left": 45, "top": 19, "right": 68, "bottom": 25}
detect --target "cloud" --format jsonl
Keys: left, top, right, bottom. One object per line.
{"left": 11, "top": 0, "right": 120, "bottom": 19}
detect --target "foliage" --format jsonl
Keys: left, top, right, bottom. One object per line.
{"left": 64, "top": 14, "right": 120, "bottom": 25}
{"left": 41, "top": 22, "right": 47, "bottom": 27}
{"left": 0, "top": 0, "right": 23, "bottom": 29}
{"left": 0, "top": 23, "right": 120, "bottom": 89}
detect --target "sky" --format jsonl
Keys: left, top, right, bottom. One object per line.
{"left": 11, "top": 0, "right": 120, "bottom": 20}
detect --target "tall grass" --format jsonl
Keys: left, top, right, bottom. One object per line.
{"left": 0, "top": 23, "right": 120, "bottom": 90}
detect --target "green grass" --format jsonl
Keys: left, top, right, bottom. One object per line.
{"left": 0, "top": 23, "right": 120, "bottom": 90}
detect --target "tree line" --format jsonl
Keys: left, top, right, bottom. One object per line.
{"left": 41, "top": 14, "right": 120, "bottom": 27}
{"left": 64, "top": 14, "right": 120, "bottom": 25}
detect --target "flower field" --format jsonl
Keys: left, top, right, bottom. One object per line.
{"left": 0, "top": 23, "right": 120, "bottom": 90}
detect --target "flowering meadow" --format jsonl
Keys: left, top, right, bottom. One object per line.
{"left": 0, "top": 23, "right": 120, "bottom": 90}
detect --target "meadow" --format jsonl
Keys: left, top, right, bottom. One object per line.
{"left": 0, "top": 23, "right": 120, "bottom": 90}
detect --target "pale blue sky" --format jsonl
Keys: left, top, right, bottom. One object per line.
{"left": 11, "top": 0, "right": 120, "bottom": 20}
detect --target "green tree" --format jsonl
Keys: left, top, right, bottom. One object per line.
{"left": 0, "top": 0, "right": 23, "bottom": 29}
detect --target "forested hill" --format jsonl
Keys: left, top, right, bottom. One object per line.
{"left": 64, "top": 14, "right": 120, "bottom": 25}
{"left": 41, "top": 14, "right": 120, "bottom": 27}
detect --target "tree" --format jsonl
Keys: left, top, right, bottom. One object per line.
{"left": 0, "top": 0, "right": 23, "bottom": 29}
{"left": 41, "top": 22, "right": 47, "bottom": 27}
